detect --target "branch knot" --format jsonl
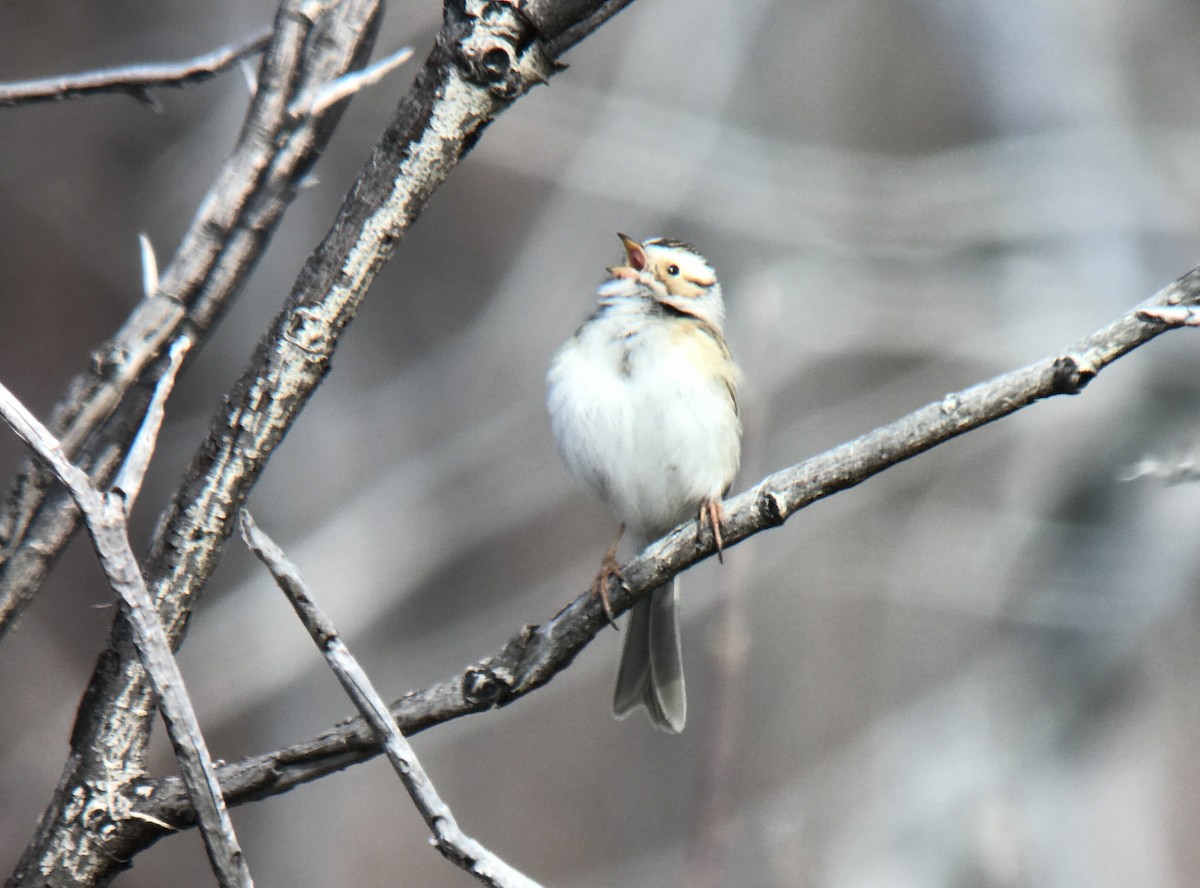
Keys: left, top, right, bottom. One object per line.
{"left": 757, "top": 488, "right": 787, "bottom": 526}
{"left": 462, "top": 660, "right": 516, "bottom": 706}
{"left": 1049, "top": 354, "right": 1096, "bottom": 395}
{"left": 456, "top": 0, "right": 554, "bottom": 98}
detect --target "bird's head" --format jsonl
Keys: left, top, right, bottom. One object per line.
{"left": 607, "top": 233, "right": 725, "bottom": 329}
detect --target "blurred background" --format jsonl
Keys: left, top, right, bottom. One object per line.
{"left": 3, "top": 0, "right": 1200, "bottom": 885}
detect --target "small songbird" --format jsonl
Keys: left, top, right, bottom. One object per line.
{"left": 547, "top": 233, "right": 742, "bottom": 733}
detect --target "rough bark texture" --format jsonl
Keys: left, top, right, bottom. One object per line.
{"left": 5, "top": 1, "right": 633, "bottom": 884}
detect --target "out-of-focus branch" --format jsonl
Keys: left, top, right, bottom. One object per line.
{"left": 682, "top": 324, "right": 771, "bottom": 888}
{"left": 1123, "top": 456, "right": 1200, "bottom": 485}
{"left": 9, "top": 2, "right": 637, "bottom": 884}
{"left": 0, "top": 0, "right": 386, "bottom": 637}
{"left": 0, "top": 27, "right": 273, "bottom": 108}
{"left": 135, "top": 264, "right": 1200, "bottom": 833}
{"left": 1138, "top": 305, "right": 1200, "bottom": 327}
{"left": 681, "top": 552, "right": 749, "bottom": 888}
{"left": 0, "top": 369, "right": 251, "bottom": 887}
{"left": 241, "top": 512, "right": 543, "bottom": 888}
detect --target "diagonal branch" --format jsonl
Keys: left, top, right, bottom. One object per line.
{"left": 8, "top": 2, "right": 638, "bottom": 884}
{"left": 0, "top": 0, "right": 387, "bottom": 637}
{"left": 0, "top": 378, "right": 251, "bottom": 886}
{"left": 1138, "top": 304, "right": 1200, "bottom": 326}
{"left": 296, "top": 45, "right": 415, "bottom": 118}
{"left": 0, "top": 26, "right": 273, "bottom": 108}
{"left": 132, "top": 263, "right": 1200, "bottom": 834}
{"left": 111, "top": 336, "right": 192, "bottom": 508}
{"left": 241, "top": 511, "right": 543, "bottom": 888}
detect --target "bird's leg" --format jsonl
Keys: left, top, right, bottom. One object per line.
{"left": 591, "top": 522, "right": 625, "bottom": 627}
{"left": 699, "top": 498, "right": 726, "bottom": 564}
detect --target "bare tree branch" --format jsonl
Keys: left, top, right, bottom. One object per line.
{"left": 522, "top": 0, "right": 635, "bottom": 55}
{"left": 3, "top": 1, "right": 1191, "bottom": 881}
{"left": 240, "top": 511, "right": 543, "bottom": 888}
{"left": 1138, "top": 305, "right": 1200, "bottom": 326}
{"left": 0, "top": 0, "right": 385, "bottom": 637}
{"left": 138, "top": 233, "right": 160, "bottom": 301}
{"left": 7, "top": 2, "right": 640, "bottom": 883}
{"left": 1122, "top": 454, "right": 1200, "bottom": 485}
{"left": 297, "top": 45, "right": 415, "bottom": 118}
{"left": 0, "top": 27, "right": 273, "bottom": 108}
{"left": 129, "top": 264, "right": 1200, "bottom": 837}
{"left": 111, "top": 338, "right": 191, "bottom": 508}
{"left": 0, "top": 379, "right": 251, "bottom": 887}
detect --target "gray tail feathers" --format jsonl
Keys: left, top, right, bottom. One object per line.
{"left": 612, "top": 576, "right": 685, "bottom": 733}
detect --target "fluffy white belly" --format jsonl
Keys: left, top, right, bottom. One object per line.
{"left": 547, "top": 316, "right": 740, "bottom": 537}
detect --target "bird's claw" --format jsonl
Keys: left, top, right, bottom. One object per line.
{"left": 700, "top": 499, "right": 726, "bottom": 563}
{"left": 591, "top": 557, "right": 622, "bottom": 629}
{"left": 591, "top": 524, "right": 626, "bottom": 629}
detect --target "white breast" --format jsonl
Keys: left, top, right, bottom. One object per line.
{"left": 547, "top": 311, "right": 741, "bottom": 538}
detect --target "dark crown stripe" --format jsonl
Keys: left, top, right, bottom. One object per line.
{"left": 645, "top": 237, "right": 698, "bottom": 253}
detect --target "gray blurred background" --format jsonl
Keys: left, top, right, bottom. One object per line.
{"left": 3, "top": 0, "right": 1200, "bottom": 885}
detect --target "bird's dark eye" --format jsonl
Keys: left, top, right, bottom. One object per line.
{"left": 666, "top": 264, "right": 680, "bottom": 276}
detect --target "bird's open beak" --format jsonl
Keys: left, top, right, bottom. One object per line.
{"left": 617, "top": 233, "right": 643, "bottom": 265}
{"left": 606, "top": 233, "right": 648, "bottom": 280}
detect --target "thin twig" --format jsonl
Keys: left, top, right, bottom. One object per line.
{"left": 0, "top": 26, "right": 273, "bottom": 107}
{"left": 7, "top": 1, "right": 630, "bottom": 882}
{"left": 111, "top": 335, "right": 193, "bottom": 508}
{"left": 1122, "top": 455, "right": 1200, "bottom": 485}
{"left": 138, "top": 233, "right": 160, "bottom": 299}
{"left": 0, "top": 384, "right": 252, "bottom": 887}
{"left": 136, "top": 263, "right": 1200, "bottom": 831}
{"left": 240, "top": 511, "right": 543, "bottom": 888}
{"left": 0, "top": 0, "right": 383, "bottom": 638}
{"left": 293, "top": 45, "right": 414, "bottom": 118}
{"left": 238, "top": 58, "right": 259, "bottom": 96}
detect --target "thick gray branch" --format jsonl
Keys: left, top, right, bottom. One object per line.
{"left": 131, "top": 264, "right": 1200, "bottom": 835}
{"left": 521, "top": 0, "right": 636, "bottom": 55}
{"left": 0, "top": 378, "right": 251, "bottom": 887}
{"left": 8, "top": 1, "right": 636, "bottom": 884}
{"left": 0, "top": 0, "right": 382, "bottom": 637}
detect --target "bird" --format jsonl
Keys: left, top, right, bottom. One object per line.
{"left": 546, "top": 233, "right": 742, "bottom": 733}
